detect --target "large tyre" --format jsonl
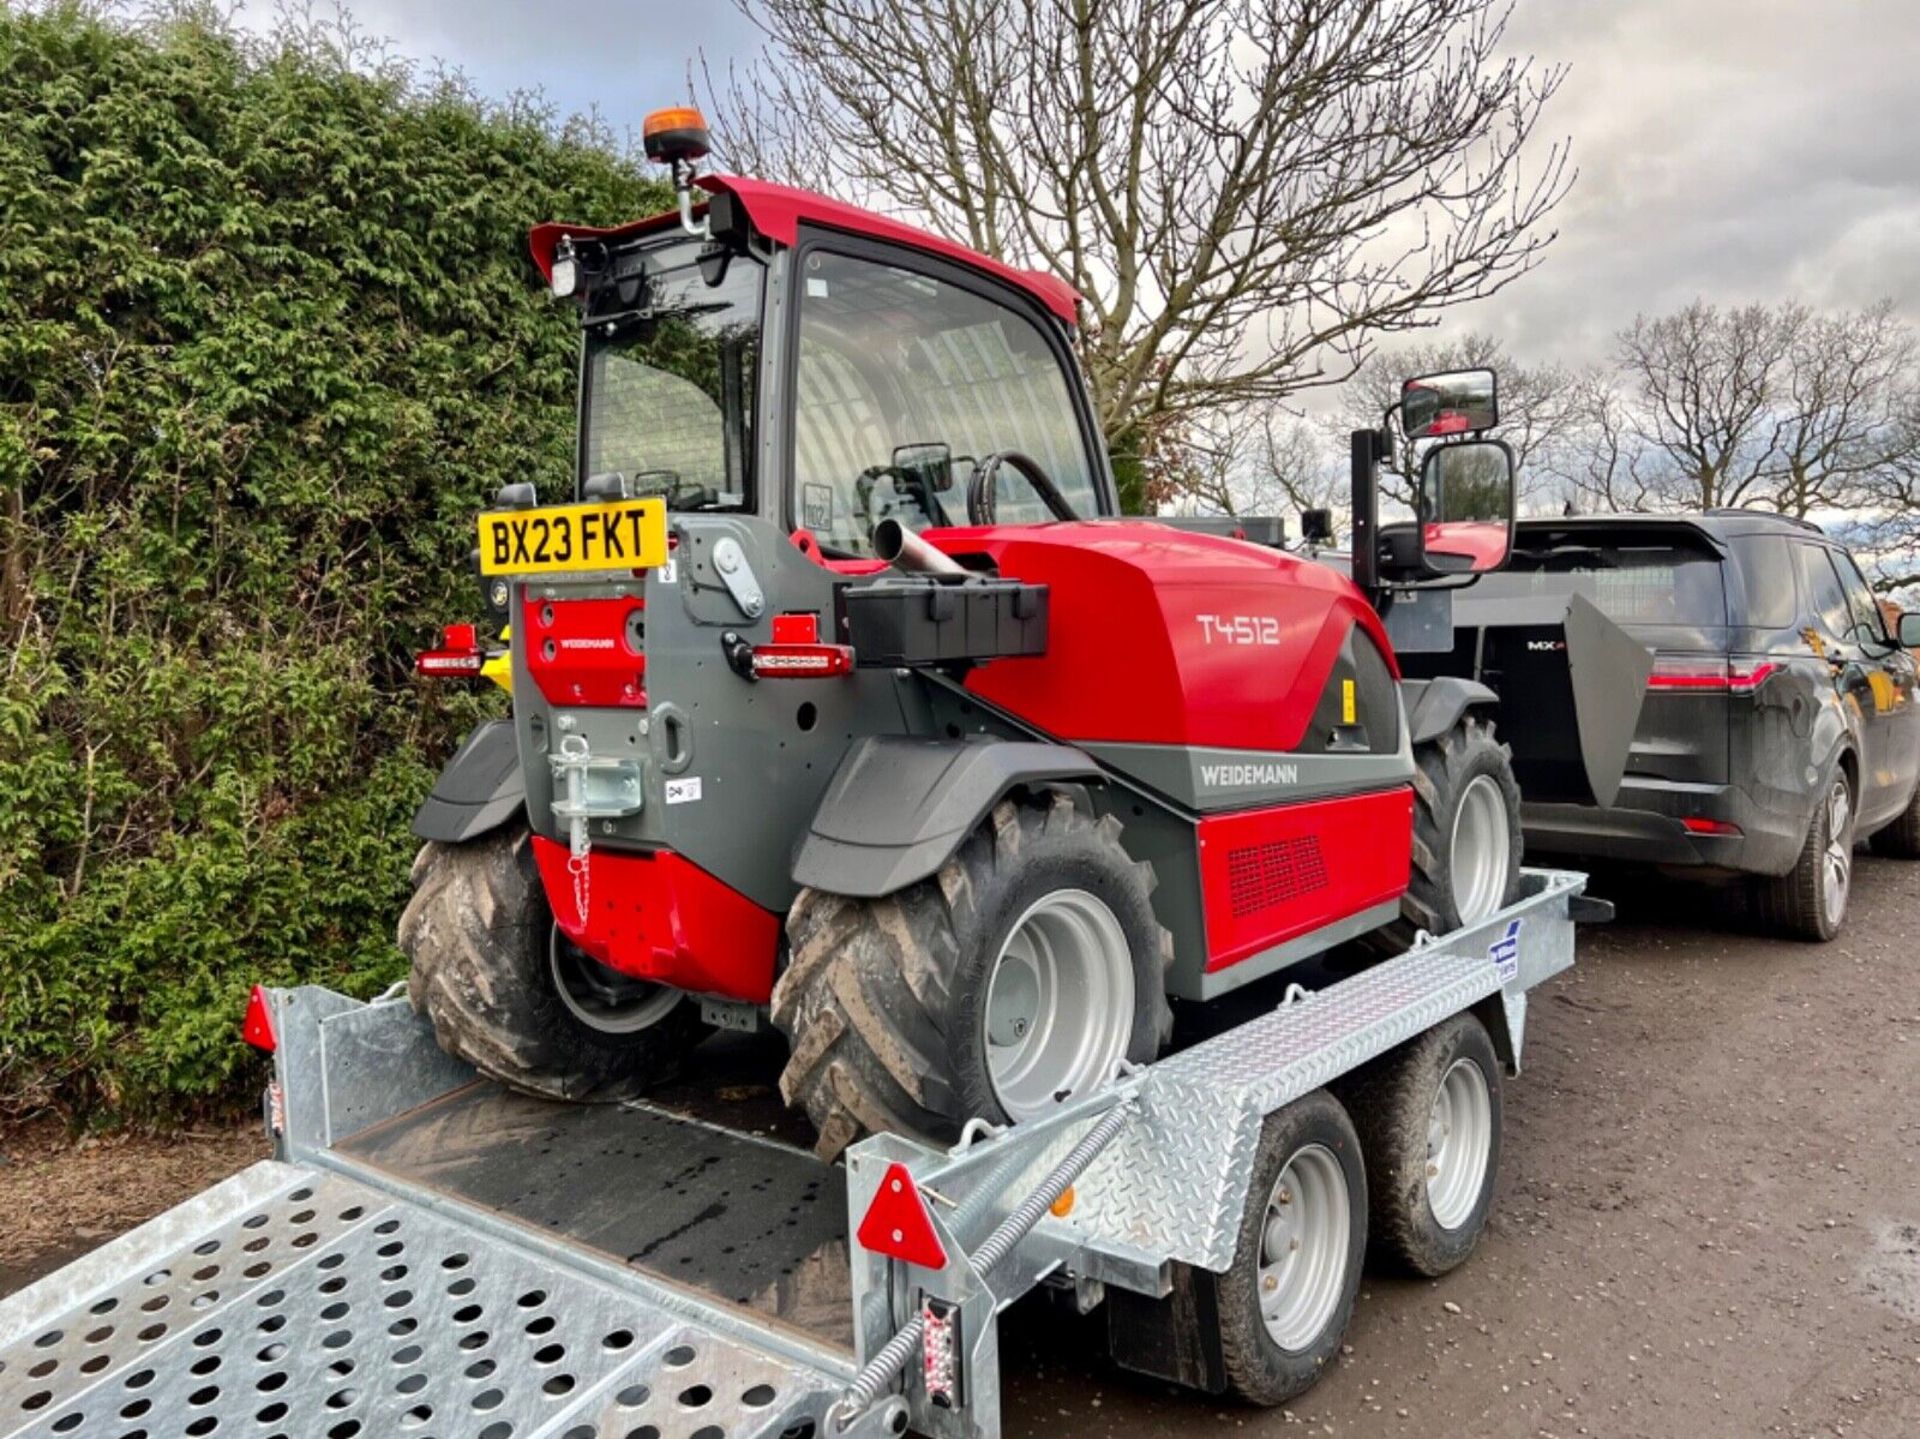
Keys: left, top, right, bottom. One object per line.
{"left": 1868, "top": 778, "right": 1920, "bottom": 858}
{"left": 1754, "top": 765, "right": 1855, "bottom": 942}
{"left": 400, "top": 825, "right": 706, "bottom": 1100}
{"left": 773, "top": 793, "right": 1172, "bottom": 1159}
{"left": 1388, "top": 715, "right": 1523, "bottom": 945}
{"left": 1341, "top": 1012, "right": 1503, "bottom": 1278}
{"left": 1210, "top": 1090, "right": 1368, "bottom": 1406}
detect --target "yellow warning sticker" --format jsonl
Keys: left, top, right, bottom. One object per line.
{"left": 1341, "top": 678, "right": 1357, "bottom": 725}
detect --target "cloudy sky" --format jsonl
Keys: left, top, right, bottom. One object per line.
{"left": 238, "top": 0, "right": 1920, "bottom": 368}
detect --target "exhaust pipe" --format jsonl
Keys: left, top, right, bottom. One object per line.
{"left": 873, "top": 517, "right": 966, "bottom": 576}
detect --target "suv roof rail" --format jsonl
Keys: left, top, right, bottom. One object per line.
{"left": 1701, "top": 507, "right": 1826, "bottom": 535}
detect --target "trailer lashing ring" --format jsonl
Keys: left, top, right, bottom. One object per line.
{"left": 0, "top": 1168, "right": 837, "bottom": 1439}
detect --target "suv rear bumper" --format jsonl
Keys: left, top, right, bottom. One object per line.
{"left": 1522, "top": 777, "right": 1806, "bottom": 876}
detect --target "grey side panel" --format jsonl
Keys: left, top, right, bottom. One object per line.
{"left": 1079, "top": 741, "right": 1414, "bottom": 812}
{"left": 1403, "top": 676, "right": 1500, "bottom": 747}
{"left": 411, "top": 717, "right": 526, "bottom": 843}
{"left": 1563, "top": 590, "right": 1656, "bottom": 809}
{"left": 792, "top": 736, "right": 1102, "bottom": 897}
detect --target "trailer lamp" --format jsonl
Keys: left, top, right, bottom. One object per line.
{"left": 922, "top": 1298, "right": 962, "bottom": 1408}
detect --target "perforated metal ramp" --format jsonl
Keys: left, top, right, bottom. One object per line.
{"left": 336, "top": 1084, "right": 854, "bottom": 1351}
{"left": 0, "top": 1162, "right": 842, "bottom": 1439}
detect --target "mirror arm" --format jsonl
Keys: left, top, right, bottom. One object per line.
{"left": 1349, "top": 426, "right": 1389, "bottom": 603}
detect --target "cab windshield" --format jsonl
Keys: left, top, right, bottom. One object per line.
{"left": 792, "top": 250, "right": 1097, "bottom": 555}
{"left": 579, "top": 240, "right": 762, "bottom": 511}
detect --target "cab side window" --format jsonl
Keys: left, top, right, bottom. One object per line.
{"left": 1794, "top": 543, "right": 1852, "bottom": 642}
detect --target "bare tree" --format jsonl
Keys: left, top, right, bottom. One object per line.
{"left": 1760, "top": 300, "right": 1919, "bottom": 517}
{"left": 1547, "top": 370, "right": 1666, "bottom": 515}
{"left": 1611, "top": 301, "right": 1804, "bottom": 510}
{"left": 1174, "top": 408, "right": 1346, "bottom": 526}
{"left": 709, "top": 0, "right": 1572, "bottom": 508}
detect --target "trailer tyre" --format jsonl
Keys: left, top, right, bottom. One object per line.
{"left": 400, "top": 826, "right": 705, "bottom": 1101}
{"left": 1213, "top": 1090, "right": 1368, "bottom": 1406}
{"left": 1388, "top": 716, "right": 1523, "bottom": 945}
{"left": 1342, "top": 1012, "right": 1503, "bottom": 1278}
{"left": 774, "top": 793, "right": 1172, "bottom": 1159}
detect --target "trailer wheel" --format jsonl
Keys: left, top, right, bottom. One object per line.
{"left": 1342, "top": 1012, "right": 1503, "bottom": 1278}
{"left": 774, "top": 794, "right": 1172, "bottom": 1159}
{"left": 1213, "top": 1090, "right": 1368, "bottom": 1406}
{"left": 1389, "top": 716, "right": 1522, "bottom": 944}
{"left": 1754, "top": 766, "right": 1854, "bottom": 941}
{"left": 400, "top": 826, "right": 706, "bottom": 1100}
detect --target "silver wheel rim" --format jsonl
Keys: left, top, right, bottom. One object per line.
{"left": 549, "top": 925, "right": 684, "bottom": 1035}
{"left": 1258, "top": 1143, "right": 1352, "bottom": 1352}
{"left": 1449, "top": 774, "right": 1511, "bottom": 925}
{"left": 1426, "top": 1058, "right": 1494, "bottom": 1230}
{"left": 984, "top": 889, "right": 1134, "bottom": 1122}
{"left": 1823, "top": 776, "right": 1853, "bottom": 923}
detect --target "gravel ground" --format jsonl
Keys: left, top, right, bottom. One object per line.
{"left": 3, "top": 854, "right": 1915, "bottom": 1438}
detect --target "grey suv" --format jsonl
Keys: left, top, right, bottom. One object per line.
{"left": 1430, "top": 512, "right": 1920, "bottom": 940}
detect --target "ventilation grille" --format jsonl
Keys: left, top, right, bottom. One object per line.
{"left": 1227, "top": 836, "right": 1329, "bottom": 918}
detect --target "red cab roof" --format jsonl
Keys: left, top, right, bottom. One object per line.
{"left": 528, "top": 175, "right": 1081, "bottom": 326}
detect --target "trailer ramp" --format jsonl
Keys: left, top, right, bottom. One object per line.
{"left": 0, "top": 1158, "right": 849, "bottom": 1439}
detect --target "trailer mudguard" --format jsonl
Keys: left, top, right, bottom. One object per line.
{"left": 1401, "top": 675, "right": 1500, "bottom": 746}
{"left": 792, "top": 735, "right": 1103, "bottom": 898}
{"left": 410, "top": 717, "right": 525, "bottom": 843}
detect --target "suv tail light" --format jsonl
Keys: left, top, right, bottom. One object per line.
{"left": 1647, "top": 654, "right": 1779, "bottom": 694}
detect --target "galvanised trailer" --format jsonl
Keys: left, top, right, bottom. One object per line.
{"left": 0, "top": 870, "right": 1597, "bottom": 1439}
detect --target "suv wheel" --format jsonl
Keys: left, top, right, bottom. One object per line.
{"left": 1867, "top": 778, "right": 1920, "bottom": 859}
{"left": 1754, "top": 767, "right": 1855, "bottom": 942}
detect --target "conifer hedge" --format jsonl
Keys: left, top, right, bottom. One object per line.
{"left": 0, "top": 3, "right": 666, "bottom": 1123}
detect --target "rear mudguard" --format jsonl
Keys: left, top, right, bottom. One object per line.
{"left": 411, "top": 718, "right": 525, "bottom": 843}
{"left": 1401, "top": 675, "right": 1500, "bottom": 746}
{"left": 791, "top": 736, "right": 1104, "bottom": 898}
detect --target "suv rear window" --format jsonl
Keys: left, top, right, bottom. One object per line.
{"left": 1475, "top": 530, "right": 1729, "bottom": 627}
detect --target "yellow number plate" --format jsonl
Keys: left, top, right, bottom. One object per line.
{"left": 477, "top": 498, "right": 668, "bottom": 576}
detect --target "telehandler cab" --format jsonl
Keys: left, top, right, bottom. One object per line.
{"left": 402, "top": 107, "right": 1526, "bottom": 1163}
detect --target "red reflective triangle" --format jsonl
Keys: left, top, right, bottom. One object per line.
{"left": 856, "top": 1162, "right": 947, "bottom": 1270}
{"left": 242, "top": 985, "right": 276, "bottom": 1053}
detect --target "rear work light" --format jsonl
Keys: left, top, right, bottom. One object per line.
{"left": 751, "top": 643, "right": 855, "bottom": 678}
{"left": 415, "top": 623, "right": 487, "bottom": 676}
{"left": 1647, "top": 655, "right": 1780, "bottom": 694}
{"left": 750, "top": 611, "right": 855, "bottom": 678}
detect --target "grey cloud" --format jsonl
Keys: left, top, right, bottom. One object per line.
{"left": 234, "top": 0, "right": 1920, "bottom": 369}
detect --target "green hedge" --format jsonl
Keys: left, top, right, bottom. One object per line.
{"left": 0, "top": 4, "right": 667, "bottom": 1124}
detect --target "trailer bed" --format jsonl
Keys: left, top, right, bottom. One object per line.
{"left": 337, "top": 1081, "right": 855, "bottom": 1350}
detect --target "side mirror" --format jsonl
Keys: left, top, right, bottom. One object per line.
{"left": 1418, "top": 440, "right": 1515, "bottom": 574}
{"left": 1301, "top": 507, "right": 1335, "bottom": 544}
{"left": 1899, "top": 612, "right": 1920, "bottom": 648}
{"left": 893, "top": 442, "right": 957, "bottom": 493}
{"left": 1401, "top": 368, "right": 1498, "bottom": 440}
